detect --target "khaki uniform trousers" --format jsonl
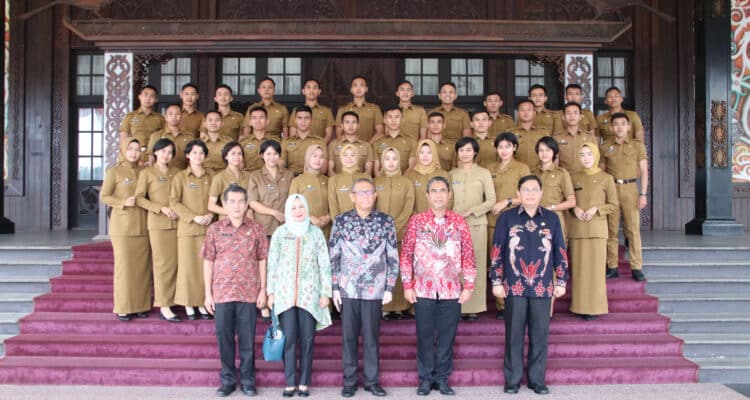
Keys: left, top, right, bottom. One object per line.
{"left": 606, "top": 182, "right": 642, "bottom": 270}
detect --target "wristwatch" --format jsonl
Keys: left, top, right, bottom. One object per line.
{"left": 506, "top": 198, "right": 512, "bottom": 207}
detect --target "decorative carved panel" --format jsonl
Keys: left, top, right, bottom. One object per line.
{"left": 51, "top": 6, "right": 70, "bottom": 229}
{"left": 355, "top": 0, "right": 484, "bottom": 19}
{"left": 4, "top": 0, "right": 25, "bottom": 196}
{"left": 218, "top": 0, "right": 345, "bottom": 19}
{"left": 564, "top": 54, "right": 594, "bottom": 110}
{"left": 103, "top": 53, "right": 133, "bottom": 169}
{"left": 710, "top": 100, "right": 729, "bottom": 168}
{"left": 133, "top": 54, "right": 172, "bottom": 94}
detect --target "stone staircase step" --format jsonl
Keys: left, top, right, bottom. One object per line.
{"left": 0, "top": 277, "right": 50, "bottom": 294}
{"left": 691, "top": 357, "right": 750, "bottom": 384}
{"left": 642, "top": 261, "right": 750, "bottom": 279}
{"left": 0, "top": 313, "right": 26, "bottom": 335}
{"left": 0, "top": 334, "right": 13, "bottom": 357}
{"left": 679, "top": 334, "right": 750, "bottom": 358}
{"left": 656, "top": 293, "right": 750, "bottom": 314}
{"left": 0, "top": 249, "right": 72, "bottom": 264}
{"left": 0, "top": 261, "right": 62, "bottom": 277}
{"left": 667, "top": 313, "right": 750, "bottom": 334}
{"left": 647, "top": 278, "right": 750, "bottom": 294}
{"left": 643, "top": 248, "right": 750, "bottom": 263}
{"left": 0, "top": 293, "right": 37, "bottom": 313}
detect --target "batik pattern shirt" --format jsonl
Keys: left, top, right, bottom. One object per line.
{"left": 400, "top": 209, "right": 476, "bottom": 300}
{"left": 329, "top": 209, "right": 399, "bottom": 300}
{"left": 490, "top": 206, "right": 569, "bottom": 298}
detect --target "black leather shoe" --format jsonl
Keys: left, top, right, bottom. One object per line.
{"left": 282, "top": 388, "right": 296, "bottom": 397}
{"left": 116, "top": 314, "right": 130, "bottom": 321}
{"left": 240, "top": 384, "right": 256, "bottom": 396}
{"left": 216, "top": 384, "right": 236, "bottom": 397}
{"left": 364, "top": 384, "right": 386, "bottom": 396}
{"left": 503, "top": 384, "right": 520, "bottom": 394}
{"left": 297, "top": 388, "right": 309, "bottom": 397}
{"left": 160, "top": 313, "right": 182, "bottom": 322}
{"left": 496, "top": 310, "right": 504, "bottom": 320}
{"left": 606, "top": 268, "right": 619, "bottom": 279}
{"left": 631, "top": 269, "right": 645, "bottom": 281}
{"left": 341, "top": 386, "right": 356, "bottom": 397}
{"left": 186, "top": 313, "right": 198, "bottom": 321}
{"left": 416, "top": 381, "right": 432, "bottom": 396}
{"left": 527, "top": 383, "right": 549, "bottom": 394}
{"left": 382, "top": 313, "right": 393, "bottom": 321}
{"left": 435, "top": 381, "right": 455, "bottom": 395}
{"left": 200, "top": 312, "right": 214, "bottom": 320}
{"left": 465, "top": 314, "right": 478, "bottom": 322}
{"left": 135, "top": 311, "right": 149, "bottom": 318}
{"left": 581, "top": 314, "right": 598, "bottom": 321}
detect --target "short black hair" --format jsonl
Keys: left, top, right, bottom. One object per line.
{"left": 495, "top": 132, "right": 518, "bottom": 149}
{"left": 528, "top": 84, "right": 547, "bottom": 96}
{"left": 164, "top": 103, "right": 182, "bottom": 112}
{"left": 427, "top": 111, "right": 444, "bottom": 121}
{"left": 257, "top": 77, "right": 276, "bottom": 87}
{"left": 471, "top": 110, "right": 490, "bottom": 119}
{"left": 455, "top": 136, "right": 479, "bottom": 158}
{"left": 140, "top": 85, "right": 158, "bottom": 95}
{"left": 383, "top": 105, "right": 402, "bottom": 114}
{"left": 565, "top": 83, "right": 582, "bottom": 93}
{"left": 259, "top": 139, "right": 281, "bottom": 155}
{"left": 215, "top": 84, "right": 233, "bottom": 95}
{"left": 605, "top": 86, "right": 622, "bottom": 97}
{"left": 485, "top": 91, "right": 502, "bottom": 99}
{"left": 303, "top": 78, "right": 321, "bottom": 88}
{"left": 222, "top": 185, "right": 248, "bottom": 203}
{"left": 247, "top": 106, "right": 267, "bottom": 117}
{"left": 610, "top": 112, "right": 630, "bottom": 123}
{"left": 181, "top": 82, "right": 199, "bottom": 93}
{"left": 351, "top": 75, "right": 368, "bottom": 86}
{"left": 563, "top": 102, "right": 582, "bottom": 113}
{"left": 439, "top": 82, "right": 457, "bottom": 92}
{"left": 185, "top": 139, "right": 209, "bottom": 156}
{"left": 518, "top": 174, "right": 543, "bottom": 190}
{"left": 516, "top": 99, "right": 535, "bottom": 110}
{"left": 426, "top": 176, "right": 450, "bottom": 193}
{"left": 204, "top": 109, "right": 221, "bottom": 119}
{"left": 221, "top": 141, "right": 244, "bottom": 165}
{"left": 152, "top": 138, "right": 175, "bottom": 154}
{"left": 341, "top": 111, "right": 360, "bottom": 123}
{"left": 294, "top": 105, "right": 313, "bottom": 116}
{"left": 535, "top": 136, "right": 559, "bottom": 161}
{"left": 396, "top": 80, "right": 413, "bottom": 89}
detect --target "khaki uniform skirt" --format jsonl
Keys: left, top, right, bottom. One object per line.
{"left": 149, "top": 229, "right": 178, "bottom": 307}
{"left": 569, "top": 238, "right": 609, "bottom": 315}
{"left": 382, "top": 242, "right": 409, "bottom": 313}
{"left": 174, "top": 235, "right": 205, "bottom": 307}
{"left": 111, "top": 235, "right": 152, "bottom": 314}
{"left": 462, "top": 224, "right": 488, "bottom": 314}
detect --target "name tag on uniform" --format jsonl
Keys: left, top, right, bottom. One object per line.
{"left": 452, "top": 180, "right": 461, "bottom": 186}
{"left": 376, "top": 185, "right": 385, "bottom": 191}
{"left": 414, "top": 182, "right": 421, "bottom": 187}
{"left": 379, "top": 143, "right": 388, "bottom": 150}
{"left": 559, "top": 140, "right": 568, "bottom": 145}
{"left": 158, "top": 176, "right": 168, "bottom": 182}
{"left": 266, "top": 184, "right": 277, "bottom": 191}
{"left": 288, "top": 142, "right": 297, "bottom": 148}
{"left": 123, "top": 178, "right": 134, "bottom": 185}
{"left": 306, "top": 185, "right": 315, "bottom": 192}
{"left": 607, "top": 146, "right": 616, "bottom": 153}
{"left": 189, "top": 183, "right": 199, "bottom": 189}
{"left": 339, "top": 186, "right": 350, "bottom": 192}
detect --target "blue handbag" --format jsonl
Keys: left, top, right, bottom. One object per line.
{"left": 262, "top": 307, "right": 285, "bottom": 361}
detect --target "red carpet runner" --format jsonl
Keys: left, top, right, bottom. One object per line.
{"left": 0, "top": 241, "right": 697, "bottom": 386}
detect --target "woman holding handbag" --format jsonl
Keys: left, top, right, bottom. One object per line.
{"left": 267, "top": 193, "right": 332, "bottom": 397}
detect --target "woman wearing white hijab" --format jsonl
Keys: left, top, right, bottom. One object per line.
{"left": 267, "top": 194, "right": 332, "bottom": 397}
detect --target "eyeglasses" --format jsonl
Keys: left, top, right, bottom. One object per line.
{"left": 352, "top": 190, "right": 375, "bottom": 197}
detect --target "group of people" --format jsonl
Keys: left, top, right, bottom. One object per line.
{"left": 100, "top": 75, "right": 649, "bottom": 397}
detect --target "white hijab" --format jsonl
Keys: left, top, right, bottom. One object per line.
{"left": 283, "top": 193, "right": 310, "bottom": 237}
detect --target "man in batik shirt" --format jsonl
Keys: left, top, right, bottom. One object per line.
{"left": 329, "top": 177, "right": 399, "bottom": 398}
{"left": 400, "top": 175, "right": 476, "bottom": 396}
{"left": 490, "top": 175, "right": 569, "bottom": 396}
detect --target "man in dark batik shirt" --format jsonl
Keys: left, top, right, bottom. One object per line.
{"left": 490, "top": 175, "right": 569, "bottom": 396}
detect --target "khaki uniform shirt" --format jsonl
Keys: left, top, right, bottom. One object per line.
{"left": 170, "top": 168, "right": 214, "bottom": 237}
{"left": 449, "top": 164, "right": 496, "bottom": 226}
{"left": 247, "top": 167, "right": 294, "bottom": 236}
{"left": 374, "top": 174, "right": 416, "bottom": 241}
{"left": 101, "top": 162, "right": 147, "bottom": 236}
{"left": 239, "top": 135, "right": 269, "bottom": 172}
{"left": 135, "top": 165, "right": 180, "bottom": 231}
{"left": 372, "top": 134, "right": 415, "bottom": 175}
{"left": 429, "top": 106, "right": 471, "bottom": 144}
{"left": 245, "top": 100, "right": 288, "bottom": 140}
{"left": 119, "top": 109, "right": 165, "bottom": 163}
{"left": 203, "top": 135, "right": 233, "bottom": 173}
{"left": 281, "top": 135, "right": 328, "bottom": 176}
{"left": 553, "top": 130, "right": 597, "bottom": 174}
{"left": 486, "top": 159, "right": 530, "bottom": 227}
{"left": 328, "top": 137, "right": 374, "bottom": 174}
{"left": 147, "top": 129, "right": 192, "bottom": 170}
{"left": 180, "top": 109, "right": 204, "bottom": 137}
{"left": 400, "top": 104, "right": 428, "bottom": 142}
{"left": 532, "top": 108, "right": 561, "bottom": 134}
{"left": 209, "top": 168, "right": 252, "bottom": 198}
{"left": 429, "top": 136, "right": 456, "bottom": 172}
{"left": 533, "top": 165, "right": 575, "bottom": 238}
{"left": 489, "top": 113, "right": 515, "bottom": 137}
{"left": 328, "top": 171, "right": 369, "bottom": 218}
{"left": 335, "top": 101, "right": 384, "bottom": 143}
{"left": 596, "top": 109, "right": 644, "bottom": 142}
{"left": 201, "top": 110, "right": 245, "bottom": 141}
{"left": 569, "top": 171, "right": 618, "bottom": 239}
{"left": 290, "top": 104, "right": 335, "bottom": 140}
{"left": 475, "top": 133, "right": 498, "bottom": 169}
{"left": 600, "top": 137, "right": 647, "bottom": 180}
{"left": 554, "top": 109, "right": 597, "bottom": 135}
{"left": 404, "top": 169, "right": 451, "bottom": 214}
{"left": 510, "top": 125, "right": 549, "bottom": 171}
{"left": 289, "top": 173, "right": 329, "bottom": 219}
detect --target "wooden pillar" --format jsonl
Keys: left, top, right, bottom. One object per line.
{"left": 95, "top": 51, "right": 133, "bottom": 240}
{"left": 563, "top": 53, "right": 594, "bottom": 111}
{"left": 685, "top": 0, "right": 744, "bottom": 235}
{"left": 0, "top": 0, "right": 14, "bottom": 234}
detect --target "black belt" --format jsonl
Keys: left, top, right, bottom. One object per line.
{"left": 615, "top": 178, "right": 637, "bottom": 184}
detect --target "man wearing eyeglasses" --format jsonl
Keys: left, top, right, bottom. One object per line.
{"left": 490, "top": 175, "right": 568, "bottom": 395}
{"left": 400, "top": 176, "right": 476, "bottom": 396}
{"left": 329, "top": 177, "right": 399, "bottom": 398}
